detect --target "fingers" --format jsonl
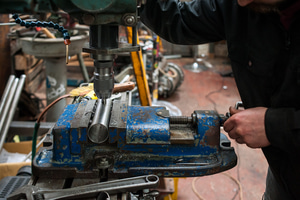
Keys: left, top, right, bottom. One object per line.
{"left": 227, "top": 128, "right": 245, "bottom": 144}
{"left": 235, "top": 137, "right": 244, "bottom": 144}
{"left": 229, "top": 106, "right": 242, "bottom": 115}
{"left": 223, "top": 115, "right": 243, "bottom": 143}
{"left": 228, "top": 130, "right": 239, "bottom": 139}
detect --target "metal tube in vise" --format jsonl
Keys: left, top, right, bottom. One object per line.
{"left": 88, "top": 98, "right": 112, "bottom": 143}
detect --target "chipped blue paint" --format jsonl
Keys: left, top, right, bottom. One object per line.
{"left": 109, "top": 128, "right": 118, "bottom": 143}
{"left": 126, "top": 106, "right": 170, "bottom": 144}
{"left": 70, "top": 128, "right": 88, "bottom": 154}
{"left": 53, "top": 104, "right": 77, "bottom": 161}
{"left": 35, "top": 103, "right": 236, "bottom": 177}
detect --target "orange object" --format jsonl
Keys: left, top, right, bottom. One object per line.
{"left": 41, "top": 28, "right": 56, "bottom": 39}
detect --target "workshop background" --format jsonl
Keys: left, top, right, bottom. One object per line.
{"left": 0, "top": 9, "right": 267, "bottom": 200}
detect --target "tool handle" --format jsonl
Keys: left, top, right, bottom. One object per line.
{"left": 112, "top": 81, "right": 135, "bottom": 94}
{"left": 41, "top": 28, "right": 56, "bottom": 38}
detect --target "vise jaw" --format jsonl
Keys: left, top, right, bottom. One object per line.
{"left": 32, "top": 92, "right": 237, "bottom": 179}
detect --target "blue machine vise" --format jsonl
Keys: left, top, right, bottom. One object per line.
{"left": 33, "top": 92, "right": 237, "bottom": 179}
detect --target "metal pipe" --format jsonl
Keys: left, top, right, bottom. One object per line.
{"left": 0, "top": 75, "right": 15, "bottom": 118}
{"left": 9, "top": 121, "right": 54, "bottom": 136}
{"left": 0, "top": 78, "right": 19, "bottom": 137}
{"left": 77, "top": 53, "right": 90, "bottom": 82}
{"left": 0, "top": 75, "right": 26, "bottom": 151}
{"left": 88, "top": 98, "right": 112, "bottom": 143}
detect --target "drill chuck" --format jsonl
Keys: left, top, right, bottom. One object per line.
{"left": 94, "top": 61, "right": 114, "bottom": 99}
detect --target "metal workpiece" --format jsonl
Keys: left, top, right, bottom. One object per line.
{"left": 0, "top": 75, "right": 26, "bottom": 151}
{"left": 88, "top": 98, "right": 113, "bottom": 144}
{"left": 0, "top": 77, "right": 18, "bottom": 132}
{"left": 0, "top": 75, "right": 15, "bottom": 117}
{"left": 8, "top": 175, "right": 159, "bottom": 200}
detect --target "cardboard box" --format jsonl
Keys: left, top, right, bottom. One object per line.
{"left": 0, "top": 141, "right": 33, "bottom": 179}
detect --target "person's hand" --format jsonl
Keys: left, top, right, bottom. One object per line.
{"left": 223, "top": 106, "right": 271, "bottom": 148}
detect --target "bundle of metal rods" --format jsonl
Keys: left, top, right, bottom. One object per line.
{"left": 0, "top": 74, "right": 26, "bottom": 151}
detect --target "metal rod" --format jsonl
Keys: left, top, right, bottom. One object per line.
{"left": 0, "top": 75, "right": 26, "bottom": 151}
{"left": 88, "top": 98, "right": 112, "bottom": 143}
{"left": 0, "top": 75, "right": 15, "bottom": 118}
{"left": 0, "top": 78, "right": 19, "bottom": 138}
{"left": 77, "top": 53, "right": 90, "bottom": 82}
{"left": 0, "top": 22, "right": 17, "bottom": 26}
{"left": 9, "top": 121, "right": 54, "bottom": 136}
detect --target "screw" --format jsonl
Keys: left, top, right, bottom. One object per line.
{"left": 124, "top": 15, "right": 136, "bottom": 26}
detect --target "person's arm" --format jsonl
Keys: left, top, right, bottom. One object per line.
{"left": 139, "top": 0, "right": 227, "bottom": 45}
{"left": 265, "top": 108, "right": 300, "bottom": 152}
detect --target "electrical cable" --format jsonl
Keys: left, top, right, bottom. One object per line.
{"left": 24, "top": 133, "right": 47, "bottom": 162}
{"left": 192, "top": 177, "right": 205, "bottom": 200}
{"left": 231, "top": 141, "right": 242, "bottom": 200}
{"left": 200, "top": 74, "right": 243, "bottom": 200}
{"left": 31, "top": 84, "right": 96, "bottom": 161}
{"left": 205, "top": 75, "right": 225, "bottom": 112}
{"left": 192, "top": 173, "right": 243, "bottom": 200}
{"left": 32, "top": 94, "right": 71, "bottom": 161}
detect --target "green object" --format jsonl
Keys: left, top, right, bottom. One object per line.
{"left": 32, "top": 122, "right": 40, "bottom": 162}
{"left": 0, "top": 0, "right": 137, "bottom": 26}
{"left": 0, "top": 0, "right": 32, "bottom": 13}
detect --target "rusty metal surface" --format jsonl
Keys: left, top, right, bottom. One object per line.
{"left": 170, "top": 126, "right": 195, "bottom": 144}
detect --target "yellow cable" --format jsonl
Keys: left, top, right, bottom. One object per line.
{"left": 192, "top": 177, "right": 205, "bottom": 200}
{"left": 192, "top": 173, "right": 243, "bottom": 200}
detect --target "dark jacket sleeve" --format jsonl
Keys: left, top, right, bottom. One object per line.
{"left": 139, "top": 0, "right": 227, "bottom": 45}
{"left": 265, "top": 108, "right": 300, "bottom": 152}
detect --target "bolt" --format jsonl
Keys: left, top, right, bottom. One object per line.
{"left": 170, "top": 113, "right": 197, "bottom": 125}
{"left": 124, "top": 15, "right": 136, "bottom": 26}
